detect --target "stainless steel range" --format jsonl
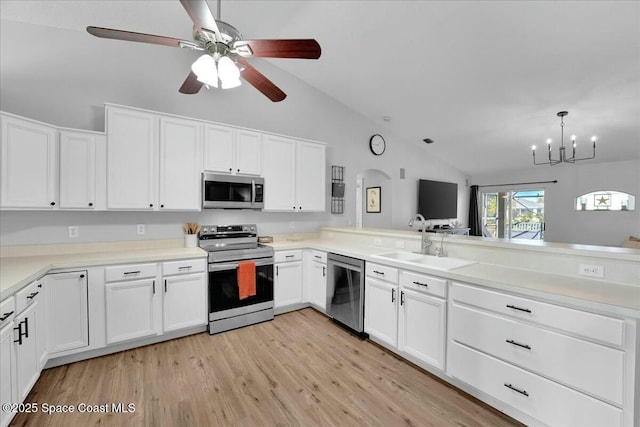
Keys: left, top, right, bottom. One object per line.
{"left": 199, "top": 224, "right": 274, "bottom": 334}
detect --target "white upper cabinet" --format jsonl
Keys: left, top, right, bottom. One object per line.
{"left": 106, "top": 106, "right": 158, "bottom": 210}
{"left": 59, "top": 130, "right": 97, "bottom": 209}
{"left": 204, "top": 124, "right": 262, "bottom": 176}
{"left": 1, "top": 113, "right": 58, "bottom": 208}
{"left": 262, "top": 135, "right": 297, "bottom": 211}
{"left": 296, "top": 140, "right": 326, "bottom": 212}
{"left": 262, "top": 135, "right": 326, "bottom": 212}
{"left": 159, "top": 116, "right": 201, "bottom": 211}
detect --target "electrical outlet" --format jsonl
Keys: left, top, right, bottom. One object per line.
{"left": 137, "top": 224, "right": 146, "bottom": 235}
{"left": 68, "top": 226, "right": 79, "bottom": 238}
{"left": 395, "top": 241, "right": 405, "bottom": 249}
{"left": 579, "top": 264, "right": 604, "bottom": 278}
{"left": 374, "top": 238, "right": 383, "bottom": 246}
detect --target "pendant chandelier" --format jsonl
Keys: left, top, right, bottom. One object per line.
{"left": 532, "top": 111, "right": 597, "bottom": 166}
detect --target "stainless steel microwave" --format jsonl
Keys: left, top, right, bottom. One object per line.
{"left": 202, "top": 173, "right": 264, "bottom": 209}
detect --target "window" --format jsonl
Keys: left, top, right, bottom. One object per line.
{"left": 481, "top": 189, "right": 545, "bottom": 240}
{"left": 576, "top": 190, "right": 635, "bottom": 211}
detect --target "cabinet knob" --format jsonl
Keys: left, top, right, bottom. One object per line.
{"left": 88, "top": 202, "right": 93, "bottom": 207}
{"left": 299, "top": 206, "right": 302, "bottom": 210}
{"left": 237, "top": 169, "right": 240, "bottom": 172}
{"left": 149, "top": 203, "right": 153, "bottom": 207}
{"left": 160, "top": 204, "right": 165, "bottom": 208}
{"left": 50, "top": 201, "right": 56, "bottom": 206}
{"left": 80, "top": 274, "right": 85, "bottom": 279}
{"left": 229, "top": 168, "right": 232, "bottom": 172}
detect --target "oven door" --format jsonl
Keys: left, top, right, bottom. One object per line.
{"left": 208, "top": 258, "right": 274, "bottom": 314}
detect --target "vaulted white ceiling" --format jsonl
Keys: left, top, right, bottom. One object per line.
{"left": 2, "top": 0, "right": 639, "bottom": 176}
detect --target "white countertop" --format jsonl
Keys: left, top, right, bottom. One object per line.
{"left": 266, "top": 238, "right": 640, "bottom": 317}
{"left": 2, "top": 236, "right": 638, "bottom": 317}
{"left": 0, "top": 241, "right": 206, "bottom": 301}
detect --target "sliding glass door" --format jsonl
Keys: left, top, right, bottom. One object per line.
{"left": 481, "top": 189, "right": 545, "bottom": 240}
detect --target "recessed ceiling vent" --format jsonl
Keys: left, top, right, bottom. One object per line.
{"left": 422, "top": 138, "right": 434, "bottom": 144}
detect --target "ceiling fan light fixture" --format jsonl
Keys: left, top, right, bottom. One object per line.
{"left": 192, "top": 54, "right": 218, "bottom": 87}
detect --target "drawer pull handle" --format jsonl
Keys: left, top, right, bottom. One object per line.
{"left": 504, "top": 383, "right": 529, "bottom": 397}
{"left": 373, "top": 270, "right": 385, "bottom": 276}
{"left": 152, "top": 280, "right": 156, "bottom": 294}
{"left": 1, "top": 311, "right": 14, "bottom": 321}
{"left": 26, "top": 291, "right": 39, "bottom": 300}
{"left": 412, "top": 280, "right": 428, "bottom": 287}
{"left": 23, "top": 317, "right": 29, "bottom": 338}
{"left": 506, "top": 339, "right": 531, "bottom": 350}
{"left": 322, "top": 266, "right": 326, "bottom": 277}
{"left": 178, "top": 266, "right": 193, "bottom": 270}
{"left": 391, "top": 288, "right": 396, "bottom": 303}
{"left": 314, "top": 255, "right": 322, "bottom": 260}
{"left": 285, "top": 255, "right": 295, "bottom": 259}
{"left": 400, "top": 291, "right": 405, "bottom": 306}
{"left": 124, "top": 271, "right": 141, "bottom": 275}
{"left": 164, "top": 279, "right": 168, "bottom": 293}
{"left": 506, "top": 304, "right": 531, "bottom": 313}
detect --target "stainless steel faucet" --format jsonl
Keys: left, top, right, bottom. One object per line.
{"left": 408, "top": 214, "right": 432, "bottom": 254}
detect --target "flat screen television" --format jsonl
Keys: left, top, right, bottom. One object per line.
{"left": 418, "top": 179, "right": 458, "bottom": 220}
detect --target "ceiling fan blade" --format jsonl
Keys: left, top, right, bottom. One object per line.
{"left": 179, "top": 71, "right": 204, "bottom": 94}
{"left": 237, "top": 59, "right": 286, "bottom": 102}
{"left": 86, "top": 26, "right": 188, "bottom": 48}
{"left": 179, "top": 0, "right": 221, "bottom": 39}
{"left": 233, "top": 39, "right": 321, "bottom": 59}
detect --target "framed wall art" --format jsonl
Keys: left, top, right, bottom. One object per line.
{"left": 366, "top": 186, "right": 381, "bottom": 213}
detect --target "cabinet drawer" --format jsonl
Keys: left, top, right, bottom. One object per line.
{"left": 0, "top": 296, "right": 15, "bottom": 329}
{"left": 162, "top": 259, "right": 206, "bottom": 276}
{"left": 310, "top": 250, "right": 327, "bottom": 264}
{"left": 105, "top": 263, "right": 157, "bottom": 282}
{"left": 15, "top": 281, "right": 41, "bottom": 314}
{"left": 451, "top": 303, "right": 624, "bottom": 405}
{"left": 366, "top": 262, "right": 399, "bottom": 283}
{"left": 449, "top": 342, "right": 622, "bottom": 427}
{"left": 451, "top": 282, "right": 624, "bottom": 347}
{"left": 275, "top": 250, "right": 302, "bottom": 263}
{"left": 400, "top": 270, "right": 447, "bottom": 298}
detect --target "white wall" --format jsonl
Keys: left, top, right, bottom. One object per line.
{"left": 0, "top": 20, "right": 468, "bottom": 246}
{"left": 471, "top": 159, "right": 640, "bottom": 246}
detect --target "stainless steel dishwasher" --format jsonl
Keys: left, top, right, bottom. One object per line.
{"left": 326, "top": 253, "right": 365, "bottom": 335}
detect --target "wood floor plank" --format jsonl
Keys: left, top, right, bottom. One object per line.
{"left": 10, "top": 309, "right": 522, "bottom": 427}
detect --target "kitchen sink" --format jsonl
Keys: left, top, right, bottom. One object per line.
{"left": 372, "top": 251, "right": 476, "bottom": 271}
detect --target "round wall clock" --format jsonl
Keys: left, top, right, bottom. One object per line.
{"left": 369, "top": 134, "right": 386, "bottom": 156}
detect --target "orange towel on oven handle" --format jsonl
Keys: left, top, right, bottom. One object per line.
{"left": 238, "top": 261, "right": 257, "bottom": 300}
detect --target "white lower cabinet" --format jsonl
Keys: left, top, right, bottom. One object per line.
{"left": 364, "top": 277, "right": 398, "bottom": 349}
{"left": 162, "top": 260, "right": 207, "bottom": 332}
{"left": 14, "top": 302, "right": 40, "bottom": 402}
{"left": 274, "top": 250, "right": 303, "bottom": 310}
{"left": 45, "top": 271, "right": 89, "bottom": 355}
{"left": 398, "top": 288, "right": 446, "bottom": 370}
{"left": 105, "top": 277, "right": 161, "bottom": 344}
{"left": 305, "top": 250, "right": 327, "bottom": 312}
{"left": 448, "top": 281, "right": 632, "bottom": 427}
{"left": 0, "top": 304, "right": 17, "bottom": 427}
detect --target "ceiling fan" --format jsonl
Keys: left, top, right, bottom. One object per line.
{"left": 87, "top": 0, "right": 321, "bottom": 102}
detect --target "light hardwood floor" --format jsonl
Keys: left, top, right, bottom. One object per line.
{"left": 11, "top": 309, "right": 522, "bottom": 426}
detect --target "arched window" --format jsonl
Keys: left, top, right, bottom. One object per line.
{"left": 576, "top": 191, "right": 635, "bottom": 211}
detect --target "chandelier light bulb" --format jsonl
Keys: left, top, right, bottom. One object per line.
{"left": 591, "top": 136, "right": 597, "bottom": 142}
{"left": 571, "top": 134, "right": 576, "bottom": 141}
{"left": 532, "top": 145, "right": 536, "bottom": 151}
{"left": 546, "top": 138, "right": 552, "bottom": 145}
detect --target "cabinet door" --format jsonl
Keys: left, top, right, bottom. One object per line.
{"left": 309, "top": 262, "right": 327, "bottom": 312}
{"left": 398, "top": 288, "right": 446, "bottom": 370}
{"left": 262, "top": 135, "right": 296, "bottom": 211}
{"left": 203, "top": 123, "right": 234, "bottom": 173}
{"left": 159, "top": 117, "right": 201, "bottom": 210}
{"left": 1, "top": 114, "right": 57, "bottom": 208}
{"left": 0, "top": 322, "right": 17, "bottom": 427}
{"left": 163, "top": 273, "right": 207, "bottom": 332}
{"left": 45, "top": 272, "right": 88, "bottom": 355}
{"left": 274, "top": 262, "right": 303, "bottom": 308}
{"left": 296, "top": 141, "right": 326, "bottom": 212}
{"left": 105, "top": 279, "right": 160, "bottom": 344}
{"left": 59, "top": 130, "right": 97, "bottom": 209}
{"left": 235, "top": 129, "right": 262, "bottom": 175}
{"left": 106, "top": 107, "right": 157, "bottom": 209}
{"left": 33, "top": 283, "right": 47, "bottom": 369}
{"left": 14, "top": 303, "right": 39, "bottom": 401}
{"left": 364, "top": 278, "right": 398, "bottom": 348}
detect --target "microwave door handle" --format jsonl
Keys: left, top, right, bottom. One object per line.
{"left": 251, "top": 180, "right": 256, "bottom": 206}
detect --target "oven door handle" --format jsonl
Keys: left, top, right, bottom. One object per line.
{"left": 209, "top": 259, "right": 274, "bottom": 272}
